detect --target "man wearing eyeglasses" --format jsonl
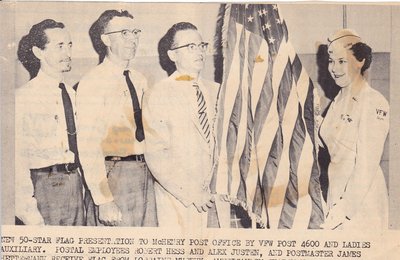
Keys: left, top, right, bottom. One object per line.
{"left": 143, "top": 22, "right": 224, "bottom": 231}
{"left": 76, "top": 10, "right": 157, "bottom": 227}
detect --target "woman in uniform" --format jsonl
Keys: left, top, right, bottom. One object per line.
{"left": 319, "top": 29, "right": 389, "bottom": 230}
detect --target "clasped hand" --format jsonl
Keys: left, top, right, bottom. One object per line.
{"left": 193, "top": 191, "right": 215, "bottom": 213}
{"left": 98, "top": 201, "right": 122, "bottom": 226}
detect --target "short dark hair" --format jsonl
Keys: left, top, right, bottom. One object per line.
{"left": 350, "top": 42, "right": 372, "bottom": 75}
{"left": 158, "top": 22, "right": 198, "bottom": 76}
{"left": 17, "top": 19, "right": 65, "bottom": 79}
{"left": 89, "top": 9, "right": 134, "bottom": 64}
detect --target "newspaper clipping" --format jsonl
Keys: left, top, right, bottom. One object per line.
{"left": 1, "top": 1, "right": 400, "bottom": 260}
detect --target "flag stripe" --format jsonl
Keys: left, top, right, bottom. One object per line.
{"left": 227, "top": 23, "right": 248, "bottom": 195}
{"left": 215, "top": 3, "right": 324, "bottom": 228}
{"left": 278, "top": 104, "right": 304, "bottom": 228}
{"left": 242, "top": 36, "right": 270, "bottom": 210}
{"left": 266, "top": 66, "right": 302, "bottom": 228}
{"left": 293, "top": 69, "right": 323, "bottom": 228}
{"left": 305, "top": 79, "right": 325, "bottom": 229}
{"left": 250, "top": 39, "right": 270, "bottom": 119}
{"left": 274, "top": 45, "right": 317, "bottom": 228}
{"left": 229, "top": 26, "right": 250, "bottom": 197}
{"left": 215, "top": 21, "right": 243, "bottom": 194}
{"left": 236, "top": 33, "right": 261, "bottom": 201}
{"left": 291, "top": 132, "right": 314, "bottom": 229}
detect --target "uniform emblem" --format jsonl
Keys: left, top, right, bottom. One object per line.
{"left": 341, "top": 114, "right": 352, "bottom": 123}
{"left": 376, "top": 109, "right": 387, "bottom": 120}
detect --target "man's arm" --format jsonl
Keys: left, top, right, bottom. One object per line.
{"left": 15, "top": 93, "right": 44, "bottom": 225}
{"left": 76, "top": 77, "right": 121, "bottom": 225}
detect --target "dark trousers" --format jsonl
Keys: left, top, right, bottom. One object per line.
{"left": 86, "top": 160, "right": 158, "bottom": 226}
{"left": 30, "top": 167, "right": 84, "bottom": 226}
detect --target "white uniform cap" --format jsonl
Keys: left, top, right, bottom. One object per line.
{"left": 327, "top": 28, "right": 362, "bottom": 53}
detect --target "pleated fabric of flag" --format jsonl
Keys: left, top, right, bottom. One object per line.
{"left": 213, "top": 3, "right": 324, "bottom": 229}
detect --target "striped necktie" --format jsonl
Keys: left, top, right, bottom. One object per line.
{"left": 193, "top": 82, "right": 211, "bottom": 143}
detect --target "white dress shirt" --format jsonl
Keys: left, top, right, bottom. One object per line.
{"left": 15, "top": 70, "right": 77, "bottom": 224}
{"left": 76, "top": 58, "right": 148, "bottom": 206}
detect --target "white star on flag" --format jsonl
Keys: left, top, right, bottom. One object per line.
{"left": 248, "top": 15, "right": 254, "bottom": 22}
{"left": 262, "top": 8, "right": 267, "bottom": 16}
{"left": 268, "top": 36, "right": 275, "bottom": 44}
{"left": 262, "top": 22, "right": 271, "bottom": 31}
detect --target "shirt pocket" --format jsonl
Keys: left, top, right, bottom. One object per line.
{"left": 25, "top": 112, "right": 58, "bottom": 140}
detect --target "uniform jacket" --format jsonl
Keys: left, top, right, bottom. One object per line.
{"left": 320, "top": 82, "right": 389, "bottom": 229}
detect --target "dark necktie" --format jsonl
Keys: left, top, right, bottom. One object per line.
{"left": 59, "top": 83, "right": 78, "bottom": 164}
{"left": 193, "top": 83, "right": 211, "bottom": 143}
{"left": 123, "top": 70, "right": 145, "bottom": 142}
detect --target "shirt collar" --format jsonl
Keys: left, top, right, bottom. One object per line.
{"left": 335, "top": 83, "right": 368, "bottom": 104}
{"left": 36, "top": 70, "right": 65, "bottom": 91}
{"left": 103, "top": 57, "right": 133, "bottom": 77}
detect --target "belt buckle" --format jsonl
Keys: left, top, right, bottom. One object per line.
{"left": 111, "top": 156, "right": 122, "bottom": 161}
{"left": 65, "top": 163, "right": 72, "bottom": 173}
{"left": 138, "top": 154, "right": 145, "bottom": 162}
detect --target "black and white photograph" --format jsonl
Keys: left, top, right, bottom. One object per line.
{"left": 1, "top": 1, "right": 400, "bottom": 259}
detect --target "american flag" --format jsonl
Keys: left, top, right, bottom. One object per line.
{"left": 213, "top": 4, "right": 324, "bottom": 229}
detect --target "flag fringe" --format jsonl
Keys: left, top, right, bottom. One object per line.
{"left": 217, "top": 193, "right": 267, "bottom": 228}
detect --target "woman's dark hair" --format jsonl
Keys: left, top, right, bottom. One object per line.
{"left": 350, "top": 42, "right": 372, "bottom": 75}
{"left": 89, "top": 10, "right": 134, "bottom": 64}
{"left": 17, "top": 19, "right": 65, "bottom": 79}
{"left": 318, "top": 44, "right": 340, "bottom": 101}
{"left": 158, "top": 22, "right": 198, "bottom": 76}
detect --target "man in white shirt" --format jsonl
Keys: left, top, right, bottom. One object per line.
{"left": 77, "top": 10, "right": 157, "bottom": 226}
{"left": 143, "top": 22, "right": 227, "bottom": 231}
{"left": 15, "top": 19, "right": 84, "bottom": 225}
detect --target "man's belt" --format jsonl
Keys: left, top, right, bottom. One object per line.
{"left": 31, "top": 163, "right": 79, "bottom": 174}
{"left": 105, "top": 154, "right": 145, "bottom": 162}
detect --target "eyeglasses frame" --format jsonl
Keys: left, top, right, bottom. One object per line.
{"left": 103, "top": 29, "right": 142, "bottom": 39}
{"left": 170, "top": 42, "right": 209, "bottom": 52}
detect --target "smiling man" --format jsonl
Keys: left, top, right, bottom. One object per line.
{"left": 16, "top": 19, "right": 84, "bottom": 225}
{"left": 76, "top": 10, "right": 157, "bottom": 227}
{"left": 143, "top": 22, "right": 222, "bottom": 231}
